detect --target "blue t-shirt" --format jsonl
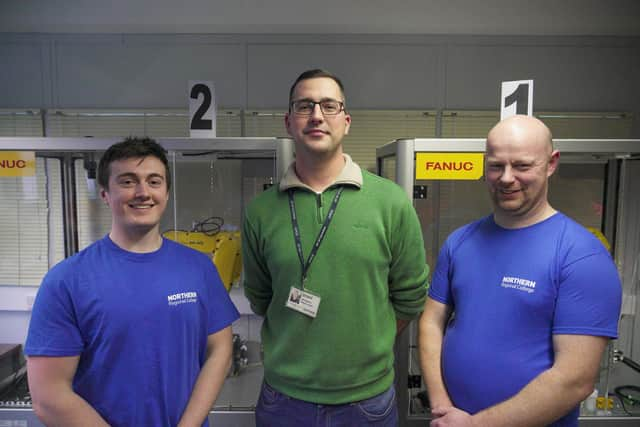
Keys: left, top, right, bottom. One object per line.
{"left": 429, "top": 213, "right": 621, "bottom": 427}
{"left": 25, "top": 236, "right": 240, "bottom": 427}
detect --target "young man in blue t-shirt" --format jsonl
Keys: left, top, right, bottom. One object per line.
{"left": 25, "top": 137, "right": 239, "bottom": 427}
{"left": 419, "top": 115, "right": 621, "bottom": 427}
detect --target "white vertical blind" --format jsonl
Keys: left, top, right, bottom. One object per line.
{"left": 243, "top": 110, "right": 287, "bottom": 137}
{"left": 1, "top": 110, "right": 61, "bottom": 286}
{"left": 0, "top": 109, "right": 43, "bottom": 137}
{"left": 537, "top": 112, "right": 633, "bottom": 138}
{"left": 46, "top": 109, "right": 242, "bottom": 138}
{"left": 0, "top": 157, "right": 64, "bottom": 286}
{"left": 442, "top": 110, "right": 633, "bottom": 138}
{"left": 441, "top": 110, "right": 498, "bottom": 138}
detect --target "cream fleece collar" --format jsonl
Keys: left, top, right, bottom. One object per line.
{"left": 279, "top": 154, "right": 363, "bottom": 193}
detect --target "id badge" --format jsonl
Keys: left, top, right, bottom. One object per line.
{"left": 286, "top": 286, "right": 321, "bottom": 318}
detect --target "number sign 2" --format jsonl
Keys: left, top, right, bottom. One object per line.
{"left": 189, "top": 81, "right": 216, "bottom": 138}
{"left": 500, "top": 80, "right": 533, "bottom": 120}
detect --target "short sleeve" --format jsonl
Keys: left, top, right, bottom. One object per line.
{"left": 25, "top": 273, "right": 85, "bottom": 356}
{"left": 428, "top": 241, "right": 454, "bottom": 306}
{"left": 553, "top": 252, "right": 622, "bottom": 338}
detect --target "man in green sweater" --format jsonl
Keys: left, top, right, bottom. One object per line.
{"left": 242, "top": 69, "right": 429, "bottom": 426}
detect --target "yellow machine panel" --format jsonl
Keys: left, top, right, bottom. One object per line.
{"left": 587, "top": 227, "right": 611, "bottom": 252}
{"left": 163, "top": 230, "right": 241, "bottom": 291}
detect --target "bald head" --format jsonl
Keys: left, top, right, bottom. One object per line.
{"left": 484, "top": 115, "right": 560, "bottom": 228}
{"left": 487, "top": 115, "right": 553, "bottom": 154}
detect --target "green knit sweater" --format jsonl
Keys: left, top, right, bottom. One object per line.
{"left": 242, "top": 158, "right": 429, "bottom": 404}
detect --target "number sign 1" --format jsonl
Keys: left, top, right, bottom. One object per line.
{"left": 188, "top": 80, "right": 216, "bottom": 138}
{"left": 500, "top": 80, "right": 533, "bottom": 120}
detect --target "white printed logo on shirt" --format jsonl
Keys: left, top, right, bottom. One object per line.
{"left": 167, "top": 291, "right": 198, "bottom": 306}
{"left": 500, "top": 276, "right": 536, "bottom": 294}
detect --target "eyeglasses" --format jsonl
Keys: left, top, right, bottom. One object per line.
{"left": 290, "top": 100, "right": 345, "bottom": 116}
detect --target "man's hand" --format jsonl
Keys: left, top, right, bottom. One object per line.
{"left": 419, "top": 298, "right": 454, "bottom": 409}
{"left": 430, "top": 406, "right": 475, "bottom": 427}
{"left": 177, "top": 327, "right": 233, "bottom": 427}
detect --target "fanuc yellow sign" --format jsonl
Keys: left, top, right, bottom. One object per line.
{"left": 0, "top": 152, "right": 36, "bottom": 177}
{"left": 415, "top": 153, "right": 484, "bottom": 180}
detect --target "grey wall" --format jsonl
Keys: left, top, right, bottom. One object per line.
{"left": 2, "top": 1, "right": 639, "bottom": 36}
{"left": 1, "top": 33, "right": 639, "bottom": 135}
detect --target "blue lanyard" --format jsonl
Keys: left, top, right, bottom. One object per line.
{"left": 288, "top": 187, "right": 344, "bottom": 287}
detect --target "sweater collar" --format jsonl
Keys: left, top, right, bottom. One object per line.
{"left": 279, "top": 153, "right": 363, "bottom": 192}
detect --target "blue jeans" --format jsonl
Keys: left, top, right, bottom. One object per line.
{"left": 255, "top": 381, "right": 399, "bottom": 427}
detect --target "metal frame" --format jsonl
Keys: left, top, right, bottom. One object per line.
{"left": 378, "top": 138, "right": 640, "bottom": 427}
{"left": 0, "top": 136, "right": 294, "bottom": 258}
{"left": 0, "top": 137, "right": 293, "bottom": 173}
{"left": 377, "top": 139, "right": 640, "bottom": 200}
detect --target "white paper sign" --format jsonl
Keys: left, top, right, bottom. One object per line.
{"left": 188, "top": 80, "right": 216, "bottom": 138}
{"left": 500, "top": 80, "right": 533, "bottom": 120}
